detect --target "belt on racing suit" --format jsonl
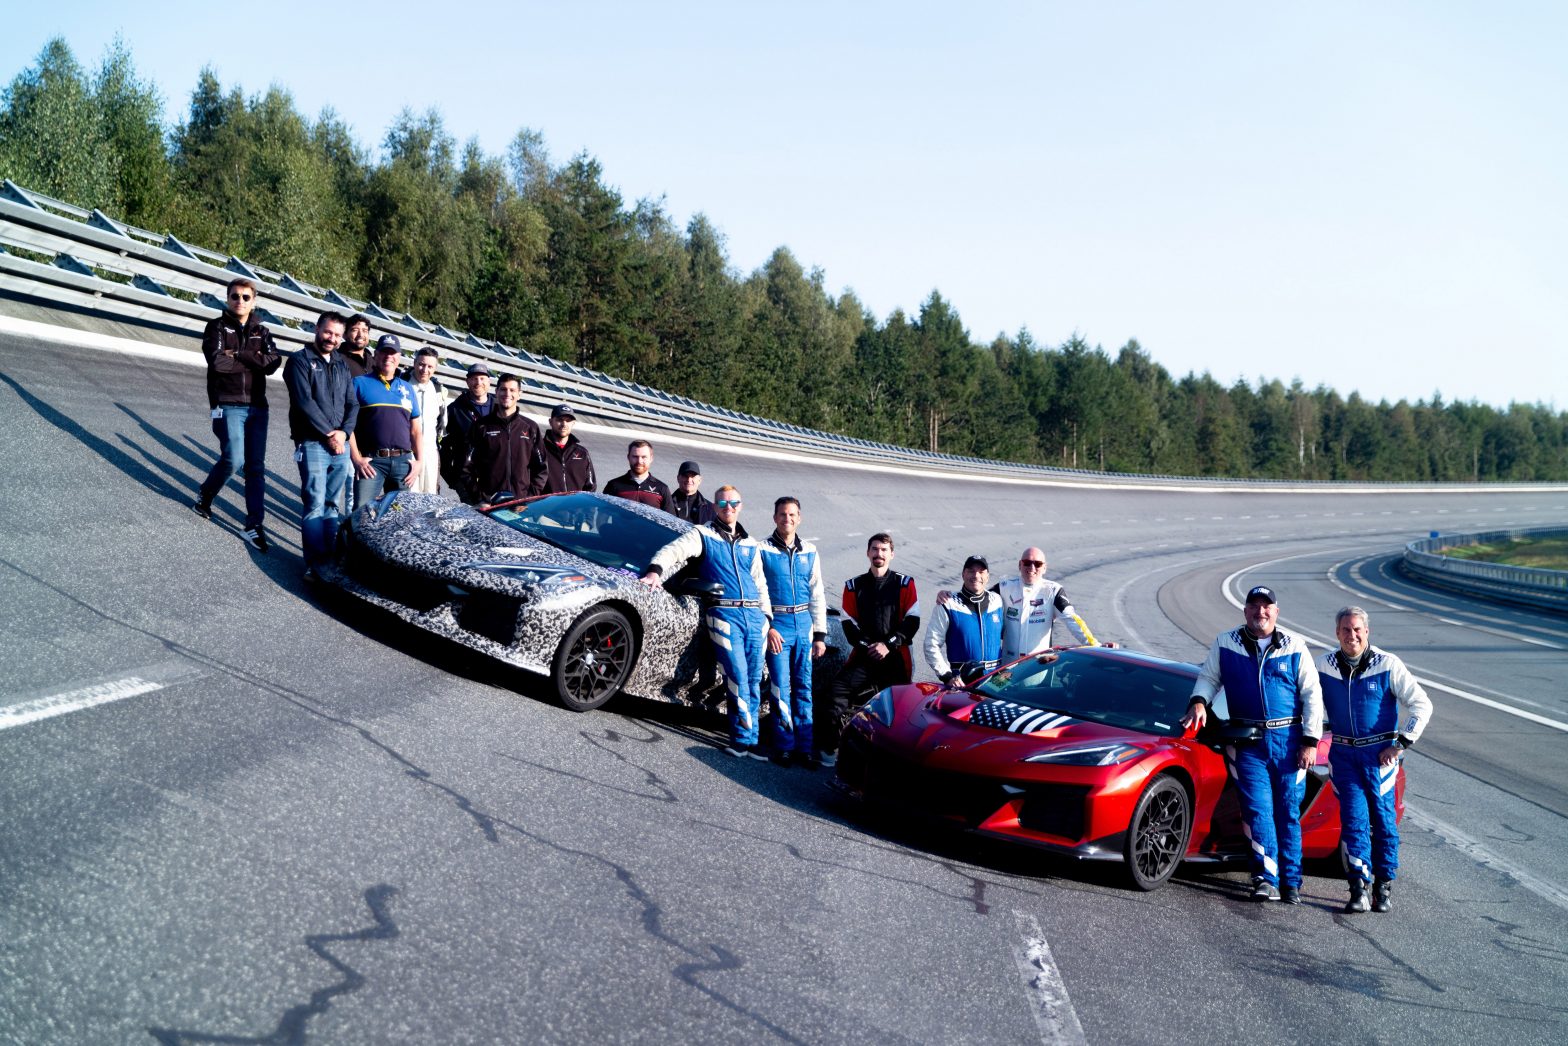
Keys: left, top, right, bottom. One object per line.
{"left": 709, "top": 597, "right": 762, "bottom": 609}
{"left": 772, "top": 602, "right": 811, "bottom": 614}
{"left": 1234, "top": 715, "right": 1303, "bottom": 730}
{"left": 1332, "top": 730, "right": 1398, "bottom": 747}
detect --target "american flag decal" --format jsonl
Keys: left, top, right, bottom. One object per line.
{"left": 968, "top": 701, "right": 1075, "bottom": 734}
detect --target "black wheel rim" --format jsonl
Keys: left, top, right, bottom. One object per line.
{"left": 1133, "top": 788, "right": 1188, "bottom": 884}
{"left": 561, "top": 618, "right": 632, "bottom": 705}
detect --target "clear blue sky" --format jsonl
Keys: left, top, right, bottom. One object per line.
{"left": 4, "top": 1, "right": 1563, "bottom": 409}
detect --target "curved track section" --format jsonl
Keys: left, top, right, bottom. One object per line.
{"left": 4, "top": 333, "right": 1568, "bottom": 1043}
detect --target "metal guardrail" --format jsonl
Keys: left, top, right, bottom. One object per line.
{"left": 1402, "top": 527, "right": 1568, "bottom": 613}
{"left": 4, "top": 177, "right": 1567, "bottom": 493}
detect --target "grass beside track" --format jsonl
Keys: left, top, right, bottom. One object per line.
{"left": 1440, "top": 536, "right": 1568, "bottom": 570}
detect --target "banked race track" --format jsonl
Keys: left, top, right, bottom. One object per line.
{"left": 3, "top": 319, "right": 1567, "bottom": 1046}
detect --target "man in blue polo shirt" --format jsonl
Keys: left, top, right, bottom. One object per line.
{"left": 349, "top": 334, "right": 422, "bottom": 510}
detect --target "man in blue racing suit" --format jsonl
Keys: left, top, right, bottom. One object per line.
{"left": 925, "top": 555, "right": 1006, "bottom": 685}
{"left": 1317, "top": 605, "right": 1432, "bottom": 914}
{"left": 1181, "top": 585, "right": 1324, "bottom": 904}
{"left": 758, "top": 496, "right": 827, "bottom": 765}
{"left": 641, "top": 485, "right": 773, "bottom": 759}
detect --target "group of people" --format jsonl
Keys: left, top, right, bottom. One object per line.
{"left": 194, "top": 278, "right": 609, "bottom": 576}
{"left": 1183, "top": 589, "right": 1434, "bottom": 913}
{"left": 193, "top": 277, "right": 1436, "bottom": 908}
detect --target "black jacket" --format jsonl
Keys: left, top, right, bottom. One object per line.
{"left": 283, "top": 347, "right": 359, "bottom": 444}
{"left": 439, "top": 392, "right": 492, "bottom": 492}
{"left": 670, "top": 488, "right": 714, "bottom": 525}
{"left": 202, "top": 312, "right": 282, "bottom": 408}
{"left": 542, "top": 434, "right": 597, "bottom": 493}
{"left": 462, "top": 410, "right": 546, "bottom": 502}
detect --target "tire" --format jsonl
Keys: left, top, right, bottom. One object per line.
{"left": 551, "top": 606, "right": 637, "bottom": 712}
{"left": 1123, "top": 775, "right": 1191, "bottom": 891}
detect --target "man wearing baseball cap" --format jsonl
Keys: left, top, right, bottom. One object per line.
{"left": 1181, "top": 585, "right": 1324, "bottom": 904}
{"left": 439, "top": 362, "right": 494, "bottom": 499}
{"left": 348, "top": 334, "right": 422, "bottom": 508}
{"left": 670, "top": 460, "right": 714, "bottom": 525}
{"left": 541, "top": 403, "right": 596, "bottom": 493}
{"left": 924, "top": 555, "right": 1005, "bottom": 685}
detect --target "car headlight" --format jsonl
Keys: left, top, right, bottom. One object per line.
{"left": 862, "top": 687, "right": 897, "bottom": 727}
{"left": 1023, "top": 743, "right": 1143, "bottom": 766}
{"left": 456, "top": 563, "right": 587, "bottom": 589}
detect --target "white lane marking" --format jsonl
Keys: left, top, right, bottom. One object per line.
{"left": 1012, "top": 911, "right": 1088, "bottom": 1046}
{"left": 917, "top": 526, "right": 934, "bottom": 531}
{"left": 1404, "top": 805, "right": 1568, "bottom": 914}
{"left": 1334, "top": 558, "right": 1567, "bottom": 650}
{"left": 1, "top": 677, "right": 163, "bottom": 730}
{"left": 1221, "top": 555, "right": 1568, "bottom": 734}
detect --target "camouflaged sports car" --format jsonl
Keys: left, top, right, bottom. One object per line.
{"left": 327, "top": 490, "right": 842, "bottom": 712}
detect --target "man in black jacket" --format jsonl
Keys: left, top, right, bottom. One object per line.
{"left": 541, "top": 403, "right": 596, "bottom": 493}
{"left": 462, "top": 374, "right": 546, "bottom": 508}
{"left": 193, "top": 277, "right": 283, "bottom": 552}
{"left": 670, "top": 460, "right": 714, "bottom": 524}
{"left": 283, "top": 311, "right": 358, "bottom": 579}
{"left": 440, "top": 362, "right": 493, "bottom": 498}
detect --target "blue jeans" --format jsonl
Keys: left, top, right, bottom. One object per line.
{"left": 354, "top": 453, "right": 412, "bottom": 510}
{"left": 200, "top": 406, "right": 269, "bottom": 528}
{"left": 298, "top": 441, "right": 349, "bottom": 567}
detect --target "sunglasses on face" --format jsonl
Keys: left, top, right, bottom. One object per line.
{"left": 1020, "top": 560, "right": 1045, "bottom": 568}
{"left": 716, "top": 499, "right": 742, "bottom": 509}
{"left": 228, "top": 292, "right": 254, "bottom": 302}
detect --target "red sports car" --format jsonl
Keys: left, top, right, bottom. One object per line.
{"left": 834, "top": 646, "right": 1404, "bottom": 890}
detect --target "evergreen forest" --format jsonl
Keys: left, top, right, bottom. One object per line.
{"left": 2, "top": 38, "right": 1563, "bottom": 482}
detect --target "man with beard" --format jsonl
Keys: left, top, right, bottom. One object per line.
{"left": 283, "top": 311, "right": 357, "bottom": 580}
{"left": 817, "top": 533, "right": 919, "bottom": 767}
{"left": 604, "top": 439, "right": 671, "bottom": 511}
{"left": 340, "top": 314, "right": 373, "bottom": 378}
{"left": 925, "top": 555, "right": 1005, "bottom": 686}
{"left": 541, "top": 403, "right": 596, "bottom": 493}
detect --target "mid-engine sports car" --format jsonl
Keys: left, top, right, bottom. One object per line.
{"left": 834, "top": 646, "right": 1403, "bottom": 890}
{"left": 327, "top": 490, "right": 840, "bottom": 711}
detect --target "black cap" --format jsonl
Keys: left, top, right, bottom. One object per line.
{"left": 467, "top": 362, "right": 490, "bottom": 376}
{"left": 551, "top": 403, "right": 576, "bottom": 419}
{"left": 375, "top": 333, "right": 402, "bottom": 354}
{"left": 678, "top": 460, "right": 701, "bottom": 476}
{"left": 1246, "top": 585, "right": 1278, "bottom": 605}
{"left": 963, "top": 555, "right": 990, "bottom": 571}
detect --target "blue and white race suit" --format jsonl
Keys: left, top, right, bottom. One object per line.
{"left": 1317, "top": 647, "right": 1432, "bottom": 885}
{"left": 759, "top": 533, "right": 828, "bottom": 755}
{"left": 925, "top": 589, "right": 1006, "bottom": 683}
{"left": 1191, "top": 627, "right": 1324, "bottom": 888}
{"left": 649, "top": 520, "right": 773, "bottom": 746}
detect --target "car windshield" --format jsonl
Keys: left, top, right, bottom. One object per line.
{"left": 972, "top": 650, "right": 1196, "bottom": 737}
{"left": 485, "top": 492, "right": 684, "bottom": 574}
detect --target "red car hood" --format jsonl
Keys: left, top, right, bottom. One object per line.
{"left": 878, "top": 684, "right": 1167, "bottom": 770}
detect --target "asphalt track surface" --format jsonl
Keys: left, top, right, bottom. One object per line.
{"left": 3, "top": 329, "right": 1567, "bottom": 1045}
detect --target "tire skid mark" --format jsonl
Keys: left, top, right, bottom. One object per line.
{"left": 148, "top": 884, "right": 400, "bottom": 1045}
{"left": 6, "top": 561, "right": 800, "bottom": 1042}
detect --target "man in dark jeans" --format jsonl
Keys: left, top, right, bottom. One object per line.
{"left": 193, "top": 276, "right": 282, "bottom": 552}
{"left": 283, "top": 311, "right": 357, "bottom": 580}
{"left": 818, "top": 532, "right": 920, "bottom": 767}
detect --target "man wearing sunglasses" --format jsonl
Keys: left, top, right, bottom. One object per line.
{"left": 935, "top": 547, "right": 1105, "bottom": 660}
{"left": 193, "top": 277, "right": 283, "bottom": 552}
{"left": 641, "top": 486, "right": 773, "bottom": 760}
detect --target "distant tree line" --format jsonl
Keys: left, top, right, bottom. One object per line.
{"left": 3, "top": 37, "right": 1564, "bottom": 482}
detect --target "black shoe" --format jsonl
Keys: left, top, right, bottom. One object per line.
{"left": 724, "top": 743, "right": 766, "bottom": 761}
{"left": 191, "top": 499, "right": 212, "bottom": 521}
{"left": 803, "top": 753, "right": 823, "bottom": 771}
{"left": 1372, "top": 880, "right": 1392, "bottom": 913}
{"left": 1343, "top": 882, "right": 1370, "bottom": 913}
{"left": 1280, "top": 885, "right": 1302, "bottom": 906}
{"left": 1250, "top": 878, "right": 1280, "bottom": 902}
{"left": 242, "top": 527, "right": 269, "bottom": 553}
{"left": 769, "top": 750, "right": 797, "bottom": 768}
